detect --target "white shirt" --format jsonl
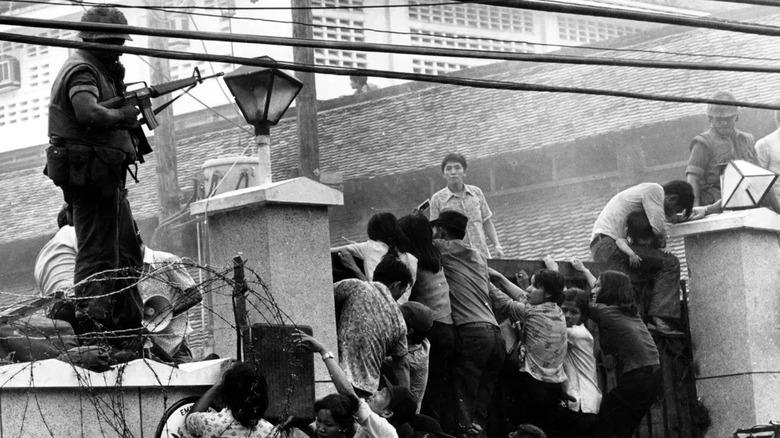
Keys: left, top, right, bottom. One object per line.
{"left": 354, "top": 398, "right": 398, "bottom": 438}
{"left": 563, "top": 324, "right": 602, "bottom": 414}
{"left": 591, "top": 183, "right": 667, "bottom": 242}
{"left": 34, "top": 225, "right": 77, "bottom": 297}
{"left": 755, "top": 128, "right": 780, "bottom": 206}
{"left": 334, "top": 240, "right": 418, "bottom": 288}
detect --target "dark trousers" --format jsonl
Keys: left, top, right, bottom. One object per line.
{"left": 487, "top": 357, "right": 524, "bottom": 438}
{"left": 591, "top": 236, "right": 680, "bottom": 319}
{"left": 554, "top": 405, "right": 597, "bottom": 438}
{"left": 454, "top": 323, "right": 506, "bottom": 433}
{"left": 66, "top": 186, "right": 143, "bottom": 348}
{"left": 516, "top": 372, "right": 563, "bottom": 438}
{"left": 594, "top": 367, "right": 662, "bottom": 438}
{"left": 421, "top": 321, "right": 458, "bottom": 434}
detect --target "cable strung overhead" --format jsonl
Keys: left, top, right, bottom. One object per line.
{"left": 3, "top": 31, "right": 780, "bottom": 112}
{"left": 11, "top": 0, "right": 780, "bottom": 38}
{"left": 11, "top": 0, "right": 780, "bottom": 65}
{"left": 4, "top": 15, "right": 780, "bottom": 76}
{"left": 453, "top": 0, "right": 780, "bottom": 37}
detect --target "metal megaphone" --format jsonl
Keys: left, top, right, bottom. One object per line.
{"left": 142, "top": 295, "right": 173, "bottom": 333}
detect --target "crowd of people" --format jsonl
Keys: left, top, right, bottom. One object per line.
{"left": 282, "top": 135, "right": 745, "bottom": 438}
{"left": 314, "top": 201, "right": 673, "bottom": 438}
{"left": 40, "top": 6, "right": 772, "bottom": 435}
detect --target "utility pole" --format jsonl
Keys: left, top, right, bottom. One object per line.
{"left": 291, "top": 0, "right": 320, "bottom": 180}
{"left": 147, "top": 0, "right": 181, "bottom": 251}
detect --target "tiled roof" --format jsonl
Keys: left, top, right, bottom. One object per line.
{"left": 4, "top": 9, "right": 778, "bottom": 259}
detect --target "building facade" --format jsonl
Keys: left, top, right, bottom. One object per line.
{"left": 0, "top": 0, "right": 705, "bottom": 155}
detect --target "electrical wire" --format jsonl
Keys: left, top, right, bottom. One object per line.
{"left": 463, "top": 0, "right": 780, "bottom": 36}
{"left": 11, "top": 0, "right": 780, "bottom": 39}
{"left": 225, "top": 15, "right": 780, "bottom": 63}
{"left": 4, "top": 31, "right": 780, "bottom": 112}
{"left": 14, "top": 0, "right": 780, "bottom": 64}
{"left": 7, "top": 0, "right": 480, "bottom": 11}
{"left": 707, "top": 0, "right": 780, "bottom": 7}
{"left": 184, "top": 8, "right": 243, "bottom": 120}
{"left": 133, "top": 54, "right": 251, "bottom": 136}
{"left": 7, "top": 15, "right": 780, "bottom": 76}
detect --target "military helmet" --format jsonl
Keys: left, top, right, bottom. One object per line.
{"left": 78, "top": 6, "right": 133, "bottom": 41}
{"left": 706, "top": 91, "right": 739, "bottom": 117}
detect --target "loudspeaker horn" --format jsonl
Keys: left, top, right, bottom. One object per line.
{"left": 142, "top": 295, "right": 173, "bottom": 333}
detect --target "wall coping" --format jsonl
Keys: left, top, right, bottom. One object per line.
{"left": 669, "top": 207, "right": 780, "bottom": 238}
{"left": 0, "top": 358, "right": 230, "bottom": 388}
{"left": 190, "top": 177, "right": 344, "bottom": 216}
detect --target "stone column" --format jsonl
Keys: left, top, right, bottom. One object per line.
{"left": 669, "top": 208, "right": 780, "bottom": 438}
{"left": 190, "top": 177, "right": 343, "bottom": 397}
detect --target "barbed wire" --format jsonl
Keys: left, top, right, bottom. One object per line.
{"left": 0, "top": 258, "right": 313, "bottom": 438}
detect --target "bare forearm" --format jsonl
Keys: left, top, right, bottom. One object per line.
{"left": 687, "top": 174, "right": 701, "bottom": 207}
{"left": 615, "top": 239, "right": 635, "bottom": 257}
{"left": 494, "top": 276, "right": 524, "bottom": 300}
{"left": 191, "top": 382, "right": 221, "bottom": 413}
{"left": 72, "top": 92, "right": 136, "bottom": 129}
{"left": 320, "top": 350, "right": 358, "bottom": 399}
{"left": 484, "top": 219, "right": 502, "bottom": 252}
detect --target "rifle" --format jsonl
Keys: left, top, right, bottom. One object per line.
{"left": 101, "top": 67, "right": 224, "bottom": 131}
{"left": 100, "top": 67, "right": 223, "bottom": 163}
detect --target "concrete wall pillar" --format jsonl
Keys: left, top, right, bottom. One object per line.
{"left": 190, "top": 177, "right": 343, "bottom": 397}
{"left": 670, "top": 208, "right": 780, "bottom": 438}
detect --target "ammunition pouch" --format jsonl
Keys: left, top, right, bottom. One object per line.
{"left": 44, "top": 141, "right": 128, "bottom": 195}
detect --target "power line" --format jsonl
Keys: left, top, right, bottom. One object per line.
{"left": 3, "top": 31, "right": 780, "bottom": 112}
{"left": 8, "top": 0, "right": 472, "bottom": 11}
{"left": 707, "top": 0, "right": 780, "bottom": 7}
{"left": 158, "top": 3, "right": 780, "bottom": 64}
{"left": 15, "top": 0, "right": 780, "bottom": 64}
{"left": 452, "top": 0, "right": 780, "bottom": 37}
{"left": 14, "top": 0, "right": 780, "bottom": 39}
{"left": 6, "top": 15, "right": 780, "bottom": 76}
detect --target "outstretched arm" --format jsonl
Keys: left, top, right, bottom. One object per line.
{"left": 570, "top": 258, "right": 597, "bottom": 289}
{"left": 190, "top": 377, "right": 223, "bottom": 413}
{"left": 295, "top": 330, "right": 358, "bottom": 400}
{"left": 488, "top": 267, "right": 526, "bottom": 300}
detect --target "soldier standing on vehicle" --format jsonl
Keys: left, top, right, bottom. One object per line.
{"left": 45, "top": 6, "right": 145, "bottom": 348}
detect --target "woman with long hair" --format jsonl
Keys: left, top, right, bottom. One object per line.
{"left": 332, "top": 212, "right": 417, "bottom": 286}
{"left": 398, "top": 213, "right": 456, "bottom": 434}
{"left": 185, "top": 361, "right": 277, "bottom": 437}
{"left": 590, "top": 270, "right": 662, "bottom": 438}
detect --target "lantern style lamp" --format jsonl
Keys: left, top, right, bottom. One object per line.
{"left": 223, "top": 56, "right": 303, "bottom": 185}
{"left": 720, "top": 159, "right": 778, "bottom": 210}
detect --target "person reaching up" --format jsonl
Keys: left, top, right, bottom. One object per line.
{"left": 296, "top": 331, "right": 417, "bottom": 438}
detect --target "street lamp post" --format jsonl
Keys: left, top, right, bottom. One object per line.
{"left": 223, "top": 57, "right": 303, "bottom": 185}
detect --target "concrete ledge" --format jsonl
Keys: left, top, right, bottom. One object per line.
{"left": 669, "top": 207, "right": 780, "bottom": 238}
{"left": 190, "top": 177, "right": 344, "bottom": 216}
{"left": 0, "top": 358, "right": 230, "bottom": 388}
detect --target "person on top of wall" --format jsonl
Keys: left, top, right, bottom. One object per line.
{"left": 686, "top": 90, "right": 780, "bottom": 212}
{"left": 590, "top": 181, "right": 693, "bottom": 336}
{"left": 430, "top": 153, "right": 504, "bottom": 260}
{"left": 45, "top": 5, "right": 145, "bottom": 348}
